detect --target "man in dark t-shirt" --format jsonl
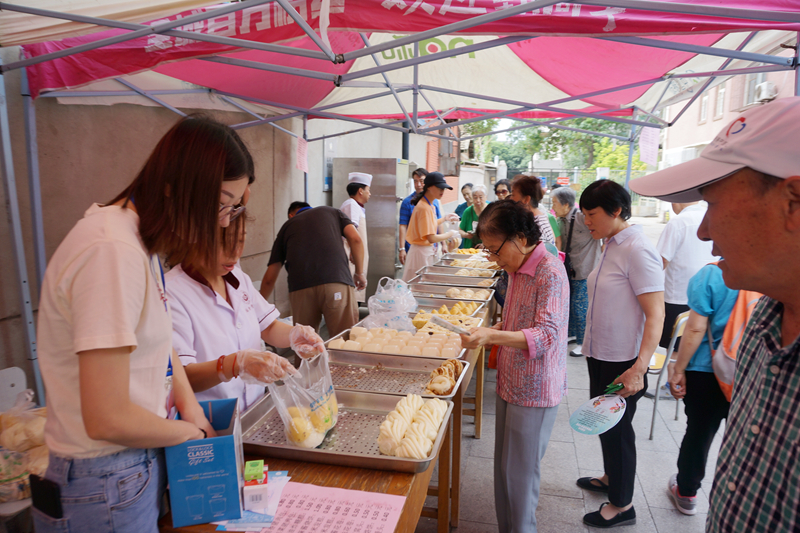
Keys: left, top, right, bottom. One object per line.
{"left": 260, "top": 204, "right": 365, "bottom": 337}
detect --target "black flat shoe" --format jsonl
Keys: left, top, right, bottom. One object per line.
{"left": 577, "top": 477, "right": 609, "bottom": 493}
{"left": 583, "top": 503, "right": 636, "bottom": 528}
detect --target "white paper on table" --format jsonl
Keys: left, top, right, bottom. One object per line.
{"left": 267, "top": 482, "right": 406, "bottom": 532}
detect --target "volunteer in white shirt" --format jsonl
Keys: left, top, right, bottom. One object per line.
{"left": 340, "top": 172, "right": 372, "bottom": 302}
{"left": 167, "top": 218, "right": 325, "bottom": 411}
{"left": 34, "top": 116, "right": 281, "bottom": 533}
{"left": 655, "top": 202, "right": 717, "bottom": 349}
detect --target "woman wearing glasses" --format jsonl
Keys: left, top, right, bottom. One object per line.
{"left": 33, "top": 116, "right": 297, "bottom": 533}
{"left": 460, "top": 200, "right": 569, "bottom": 533}
{"left": 166, "top": 215, "right": 324, "bottom": 411}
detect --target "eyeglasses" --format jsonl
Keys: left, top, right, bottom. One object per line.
{"left": 496, "top": 189, "right": 509, "bottom": 197}
{"left": 219, "top": 203, "right": 246, "bottom": 221}
{"left": 484, "top": 237, "right": 509, "bottom": 258}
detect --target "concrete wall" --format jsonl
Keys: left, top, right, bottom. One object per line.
{"left": 0, "top": 49, "right": 305, "bottom": 389}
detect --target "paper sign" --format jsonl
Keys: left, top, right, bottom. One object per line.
{"left": 638, "top": 126, "right": 660, "bottom": 166}
{"left": 569, "top": 395, "right": 627, "bottom": 435}
{"left": 268, "top": 482, "right": 406, "bottom": 533}
{"left": 296, "top": 138, "right": 309, "bottom": 173}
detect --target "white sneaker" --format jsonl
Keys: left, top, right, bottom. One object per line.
{"left": 569, "top": 345, "right": 583, "bottom": 357}
{"left": 668, "top": 474, "right": 697, "bottom": 515}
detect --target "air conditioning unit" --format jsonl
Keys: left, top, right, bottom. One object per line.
{"left": 755, "top": 81, "right": 778, "bottom": 102}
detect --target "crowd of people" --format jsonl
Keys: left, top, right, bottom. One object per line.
{"left": 30, "top": 97, "right": 800, "bottom": 533}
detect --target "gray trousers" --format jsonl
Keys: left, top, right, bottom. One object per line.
{"left": 495, "top": 396, "right": 559, "bottom": 533}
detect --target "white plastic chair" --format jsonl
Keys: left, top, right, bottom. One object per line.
{"left": 649, "top": 312, "right": 690, "bottom": 440}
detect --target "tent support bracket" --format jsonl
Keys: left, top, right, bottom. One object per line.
{"left": 274, "top": 0, "right": 337, "bottom": 63}
{"left": 0, "top": 57, "right": 46, "bottom": 405}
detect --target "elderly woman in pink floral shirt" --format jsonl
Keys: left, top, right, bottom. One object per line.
{"left": 461, "top": 199, "right": 569, "bottom": 533}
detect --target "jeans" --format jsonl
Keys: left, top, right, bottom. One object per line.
{"left": 32, "top": 447, "right": 166, "bottom": 533}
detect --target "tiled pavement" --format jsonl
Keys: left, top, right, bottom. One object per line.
{"left": 414, "top": 351, "right": 725, "bottom": 533}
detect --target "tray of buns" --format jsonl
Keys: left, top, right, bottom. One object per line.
{"left": 328, "top": 350, "right": 470, "bottom": 400}
{"left": 325, "top": 324, "right": 470, "bottom": 359}
{"left": 408, "top": 273, "right": 498, "bottom": 289}
{"left": 242, "top": 390, "right": 454, "bottom": 473}
{"left": 411, "top": 284, "right": 495, "bottom": 303}
{"left": 416, "top": 265, "right": 500, "bottom": 278}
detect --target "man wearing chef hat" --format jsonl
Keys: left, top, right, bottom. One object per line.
{"left": 629, "top": 96, "right": 800, "bottom": 533}
{"left": 341, "top": 172, "right": 372, "bottom": 302}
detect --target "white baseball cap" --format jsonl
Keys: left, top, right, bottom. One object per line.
{"left": 630, "top": 96, "right": 800, "bottom": 202}
{"left": 348, "top": 172, "right": 372, "bottom": 187}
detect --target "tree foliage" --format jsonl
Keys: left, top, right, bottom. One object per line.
{"left": 590, "top": 138, "right": 647, "bottom": 171}
{"left": 459, "top": 119, "right": 499, "bottom": 162}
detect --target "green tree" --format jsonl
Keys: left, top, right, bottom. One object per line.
{"left": 487, "top": 138, "right": 531, "bottom": 173}
{"left": 518, "top": 118, "right": 631, "bottom": 168}
{"left": 459, "top": 119, "right": 498, "bottom": 162}
{"left": 590, "top": 138, "right": 647, "bottom": 171}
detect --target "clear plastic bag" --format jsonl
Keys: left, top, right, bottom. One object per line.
{"left": 0, "top": 390, "right": 46, "bottom": 453}
{"left": 438, "top": 221, "right": 461, "bottom": 253}
{"left": 267, "top": 350, "right": 338, "bottom": 449}
{"left": 362, "top": 277, "right": 418, "bottom": 332}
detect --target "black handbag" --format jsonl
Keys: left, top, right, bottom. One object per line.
{"left": 563, "top": 209, "right": 577, "bottom": 279}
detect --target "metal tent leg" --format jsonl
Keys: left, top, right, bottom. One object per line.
{"left": 0, "top": 61, "right": 46, "bottom": 405}
{"left": 625, "top": 110, "right": 636, "bottom": 191}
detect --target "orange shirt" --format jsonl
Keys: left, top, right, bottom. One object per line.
{"left": 406, "top": 197, "right": 438, "bottom": 246}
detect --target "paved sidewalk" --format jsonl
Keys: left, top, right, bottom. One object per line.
{"left": 415, "top": 351, "right": 724, "bottom": 533}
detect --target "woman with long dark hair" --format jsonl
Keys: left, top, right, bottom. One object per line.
{"left": 34, "top": 116, "right": 295, "bottom": 532}
{"left": 401, "top": 172, "right": 459, "bottom": 281}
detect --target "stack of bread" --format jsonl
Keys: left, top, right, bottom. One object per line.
{"left": 450, "top": 259, "right": 500, "bottom": 270}
{"left": 378, "top": 394, "right": 448, "bottom": 459}
{"left": 424, "top": 359, "right": 464, "bottom": 396}
{"left": 418, "top": 315, "right": 481, "bottom": 335}
{"left": 419, "top": 301, "right": 480, "bottom": 316}
{"left": 444, "top": 287, "right": 491, "bottom": 299}
{"left": 455, "top": 248, "right": 484, "bottom": 255}
{"left": 329, "top": 327, "right": 462, "bottom": 358}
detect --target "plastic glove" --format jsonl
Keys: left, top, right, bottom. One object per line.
{"left": 354, "top": 272, "right": 367, "bottom": 291}
{"left": 445, "top": 213, "right": 460, "bottom": 223}
{"left": 290, "top": 324, "right": 326, "bottom": 359}
{"left": 445, "top": 230, "right": 459, "bottom": 241}
{"left": 236, "top": 349, "right": 297, "bottom": 385}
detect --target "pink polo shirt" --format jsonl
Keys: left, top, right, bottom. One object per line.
{"left": 496, "top": 244, "right": 570, "bottom": 408}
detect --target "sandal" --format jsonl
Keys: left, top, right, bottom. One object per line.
{"left": 577, "top": 476, "right": 609, "bottom": 493}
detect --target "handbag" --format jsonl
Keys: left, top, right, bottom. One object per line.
{"left": 563, "top": 209, "right": 577, "bottom": 279}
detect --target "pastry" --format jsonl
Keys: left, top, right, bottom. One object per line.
{"left": 425, "top": 375, "right": 455, "bottom": 395}
{"left": 394, "top": 425, "right": 432, "bottom": 459}
{"left": 377, "top": 417, "right": 409, "bottom": 456}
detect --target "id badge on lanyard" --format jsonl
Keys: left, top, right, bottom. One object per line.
{"left": 151, "top": 254, "right": 177, "bottom": 419}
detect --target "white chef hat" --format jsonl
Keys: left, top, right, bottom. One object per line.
{"left": 348, "top": 172, "right": 373, "bottom": 187}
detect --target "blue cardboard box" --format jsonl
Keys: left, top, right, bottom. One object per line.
{"left": 165, "top": 398, "right": 244, "bottom": 527}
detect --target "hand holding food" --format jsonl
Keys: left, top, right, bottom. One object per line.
{"left": 289, "top": 324, "right": 326, "bottom": 359}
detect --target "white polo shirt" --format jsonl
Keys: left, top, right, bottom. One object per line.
{"left": 166, "top": 264, "right": 280, "bottom": 410}
{"left": 584, "top": 225, "right": 665, "bottom": 362}
{"left": 656, "top": 203, "right": 717, "bottom": 305}
{"left": 38, "top": 204, "right": 171, "bottom": 458}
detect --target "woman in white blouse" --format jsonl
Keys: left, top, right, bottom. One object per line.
{"left": 576, "top": 180, "right": 665, "bottom": 529}
{"left": 166, "top": 217, "right": 325, "bottom": 411}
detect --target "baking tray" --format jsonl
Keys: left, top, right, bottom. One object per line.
{"left": 422, "top": 264, "right": 500, "bottom": 278}
{"left": 442, "top": 252, "right": 488, "bottom": 260}
{"left": 414, "top": 297, "right": 486, "bottom": 316}
{"left": 436, "top": 259, "right": 502, "bottom": 272}
{"left": 408, "top": 273, "right": 499, "bottom": 289}
{"left": 410, "top": 283, "right": 495, "bottom": 303}
{"left": 241, "top": 390, "right": 454, "bottom": 473}
{"left": 325, "top": 317, "right": 479, "bottom": 360}
{"left": 328, "top": 350, "right": 470, "bottom": 400}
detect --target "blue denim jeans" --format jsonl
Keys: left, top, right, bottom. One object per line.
{"left": 32, "top": 448, "right": 166, "bottom": 533}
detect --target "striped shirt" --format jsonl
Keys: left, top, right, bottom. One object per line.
{"left": 707, "top": 296, "right": 800, "bottom": 532}
{"left": 496, "top": 244, "right": 569, "bottom": 408}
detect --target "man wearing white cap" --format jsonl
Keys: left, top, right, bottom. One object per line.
{"left": 630, "top": 96, "right": 800, "bottom": 533}
{"left": 341, "top": 172, "right": 372, "bottom": 302}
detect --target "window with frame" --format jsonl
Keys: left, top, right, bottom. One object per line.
{"left": 743, "top": 72, "right": 766, "bottom": 106}
{"left": 699, "top": 94, "right": 708, "bottom": 123}
{"left": 714, "top": 85, "right": 726, "bottom": 119}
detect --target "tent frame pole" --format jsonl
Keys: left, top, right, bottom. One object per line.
{"left": 359, "top": 33, "right": 415, "bottom": 132}
{"left": 202, "top": 57, "right": 338, "bottom": 83}
{"left": 0, "top": 0, "right": 281, "bottom": 72}
{"left": 0, "top": 59, "right": 46, "bottom": 405}
{"left": 412, "top": 43, "right": 420, "bottom": 131}
{"left": 624, "top": 109, "right": 637, "bottom": 191}
{"left": 114, "top": 78, "right": 186, "bottom": 116}
{"left": 274, "top": 0, "right": 337, "bottom": 62}
{"left": 795, "top": 33, "right": 800, "bottom": 96}
{"left": 219, "top": 95, "right": 299, "bottom": 138}
{"left": 40, "top": 89, "right": 209, "bottom": 98}
{"left": 20, "top": 69, "right": 47, "bottom": 290}
{"left": 303, "top": 115, "right": 309, "bottom": 203}
{"left": 579, "top": 0, "right": 800, "bottom": 23}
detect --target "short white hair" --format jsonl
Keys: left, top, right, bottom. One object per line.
{"left": 471, "top": 184, "right": 487, "bottom": 196}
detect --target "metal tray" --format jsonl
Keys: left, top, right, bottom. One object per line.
{"left": 410, "top": 283, "right": 495, "bottom": 303}
{"left": 422, "top": 264, "right": 500, "bottom": 278}
{"left": 241, "top": 390, "right": 454, "bottom": 473}
{"left": 442, "top": 252, "right": 488, "bottom": 260}
{"left": 414, "top": 297, "right": 486, "bottom": 316}
{"left": 408, "top": 273, "right": 499, "bottom": 289}
{"left": 325, "top": 320, "right": 473, "bottom": 360}
{"left": 328, "top": 350, "right": 470, "bottom": 400}
{"left": 435, "top": 259, "right": 502, "bottom": 273}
